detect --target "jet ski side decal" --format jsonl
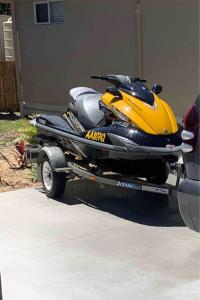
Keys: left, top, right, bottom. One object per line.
{"left": 85, "top": 131, "right": 106, "bottom": 143}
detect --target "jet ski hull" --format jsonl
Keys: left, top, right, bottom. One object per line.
{"left": 33, "top": 117, "right": 181, "bottom": 163}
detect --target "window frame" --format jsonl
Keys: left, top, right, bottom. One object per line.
{"left": 34, "top": 0, "right": 64, "bottom": 25}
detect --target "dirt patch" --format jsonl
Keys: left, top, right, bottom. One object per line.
{"left": 0, "top": 145, "right": 41, "bottom": 193}
{"left": 0, "top": 115, "right": 41, "bottom": 193}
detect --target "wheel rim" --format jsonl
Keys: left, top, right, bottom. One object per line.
{"left": 42, "top": 161, "right": 53, "bottom": 191}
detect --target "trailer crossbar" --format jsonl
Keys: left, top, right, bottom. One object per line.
{"left": 55, "top": 163, "right": 170, "bottom": 195}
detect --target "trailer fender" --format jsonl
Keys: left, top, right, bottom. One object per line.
{"left": 37, "top": 147, "right": 66, "bottom": 181}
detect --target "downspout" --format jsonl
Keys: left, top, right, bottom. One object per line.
{"left": 135, "top": 0, "right": 143, "bottom": 78}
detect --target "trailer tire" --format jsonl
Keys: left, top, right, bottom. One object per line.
{"left": 41, "top": 156, "right": 66, "bottom": 198}
{"left": 147, "top": 162, "right": 169, "bottom": 185}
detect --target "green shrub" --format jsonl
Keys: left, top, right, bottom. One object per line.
{"left": 19, "top": 126, "right": 37, "bottom": 144}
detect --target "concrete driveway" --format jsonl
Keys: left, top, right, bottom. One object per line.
{"left": 0, "top": 176, "right": 200, "bottom": 300}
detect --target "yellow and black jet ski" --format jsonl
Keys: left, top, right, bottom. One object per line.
{"left": 33, "top": 74, "right": 182, "bottom": 184}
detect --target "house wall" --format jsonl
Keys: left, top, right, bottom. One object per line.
{"left": 0, "top": 15, "right": 10, "bottom": 62}
{"left": 14, "top": 0, "right": 137, "bottom": 114}
{"left": 140, "top": 0, "right": 199, "bottom": 118}
{"left": 13, "top": 0, "right": 199, "bottom": 118}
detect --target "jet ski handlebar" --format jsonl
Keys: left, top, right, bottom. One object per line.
{"left": 91, "top": 75, "right": 107, "bottom": 80}
{"left": 91, "top": 75, "right": 146, "bottom": 87}
{"left": 91, "top": 75, "right": 121, "bottom": 87}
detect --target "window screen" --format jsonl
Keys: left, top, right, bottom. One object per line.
{"left": 35, "top": 3, "right": 49, "bottom": 23}
{"left": 50, "top": 1, "right": 64, "bottom": 23}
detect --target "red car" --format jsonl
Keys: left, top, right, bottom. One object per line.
{"left": 178, "top": 95, "right": 200, "bottom": 232}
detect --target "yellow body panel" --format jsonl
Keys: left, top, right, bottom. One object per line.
{"left": 101, "top": 91, "right": 178, "bottom": 135}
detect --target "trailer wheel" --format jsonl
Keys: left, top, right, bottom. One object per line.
{"left": 147, "top": 162, "right": 169, "bottom": 185}
{"left": 41, "top": 157, "right": 66, "bottom": 198}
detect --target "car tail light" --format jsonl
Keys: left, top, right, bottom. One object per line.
{"left": 181, "top": 104, "right": 199, "bottom": 152}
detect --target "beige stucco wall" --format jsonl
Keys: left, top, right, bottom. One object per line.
{"left": 14, "top": 0, "right": 137, "bottom": 114}
{"left": 13, "top": 0, "right": 199, "bottom": 117}
{"left": 140, "top": 0, "right": 200, "bottom": 118}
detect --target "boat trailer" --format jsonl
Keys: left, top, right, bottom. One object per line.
{"left": 25, "top": 145, "right": 184, "bottom": 198}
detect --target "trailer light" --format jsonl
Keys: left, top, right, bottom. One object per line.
{"left": 181, "top": 130, "right": 194, "bottom": 141}
{"left": 183, "top": 104, "right": 199, "bottom": 151}
{"left": 181, "top": 142, "right": 193, "bottom": 153}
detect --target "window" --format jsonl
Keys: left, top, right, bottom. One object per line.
{"left": 35, "top": 3, "right": 49, "bottom": 23}
{"left": 34, "top": 1, "right": 64, "bottom": 24}
{"left": 49, "top": 1, "right": 64, "bottom": 23}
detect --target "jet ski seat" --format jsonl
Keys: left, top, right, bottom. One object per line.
{"left": 69, "top": 87, "right": 105, "bottom": 128}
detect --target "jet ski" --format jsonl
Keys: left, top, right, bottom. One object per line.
{"left": 33, "top": 74, "right": 182, "bottom": 184}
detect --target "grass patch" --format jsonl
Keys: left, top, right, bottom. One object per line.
{"left": 0, "top": 118, "right": 29, "bottom": 132}
{"left": 0, "top": 116, "right": 31, "bottom": 147}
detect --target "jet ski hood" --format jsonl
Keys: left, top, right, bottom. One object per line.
{"left": 98, "top": 74, "right": 178, "bottom": 135}
{"left": 112, "top": 91, "right": 178, "bottom": 135}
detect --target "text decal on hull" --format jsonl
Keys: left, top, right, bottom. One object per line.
{"left": 85, "top": 131, "right": 106, "bottom": 143}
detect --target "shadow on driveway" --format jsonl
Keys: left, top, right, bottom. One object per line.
{"left": 56, "top": 179, "right": 185, "bottom": 228}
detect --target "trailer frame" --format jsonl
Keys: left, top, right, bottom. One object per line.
{"left": 26, "top": 145, "right": 184, "bottom": 199}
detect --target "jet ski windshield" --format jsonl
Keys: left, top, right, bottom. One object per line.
{"left": 91, "top": 74, "right": 155, "bottom": 106}
{"left": 119, "top": 81, "right": 155, "bottom": 106}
